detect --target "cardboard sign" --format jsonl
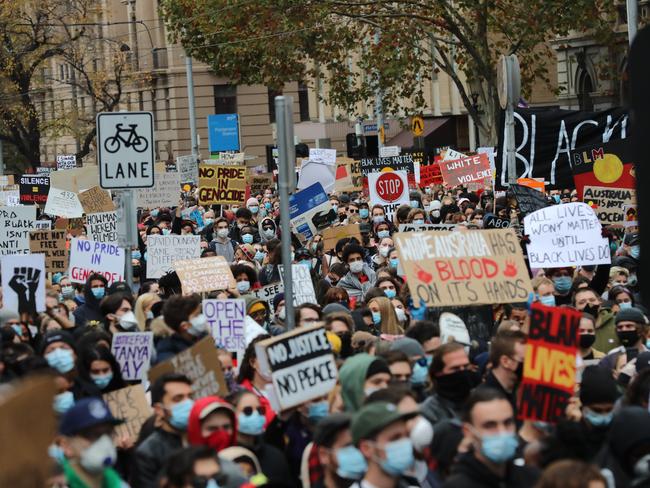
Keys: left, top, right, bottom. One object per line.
{"left": 29, "top": 230, "right": 68, "bottom": 273}
{"left": 204, "top": 299, "right": 246, "bottom": 352}
{"left": 56, "top": 154, "right": 77, "bottom": 170}
{"left": 136, "top": 171, "right": 181, "bottom": 209}
{"left": 255, "top": 325, "right": 337, "bottom": 410}
{"left": 510, "top": 184, "right": 549, "bottom": 215}
{"left": 368, "top": 170, "right": 410, "bottom": 220}
{"left": 249, "top": 174, "right": 274, "bottom": 196}
{"left": 398, "top": 223, "right": 456, "bottom": 233}
{"left": 395, "top": 228, "right": 533, "bottom": 307}
{"left": 146, "top": 234, "right": 201, "bottom": 279}
{"left": 174, "top": 256, "right": 236, "bottom": 294}
{"left": 148, "top": 336, "right": 228, "bottom": 398}
{"left": 44, "top": 187, "right": 84, "bottom": 218}
{"left": 289, "top": 182, "right": 335, "bottom": 240}
{"left": 69, "top": 237, "right": 125, "bottom": 286}
{"left": 198, "top": 164, "right": 246, "bottom": 205}
{"left": 19, "top": 174, "right": 50, "bottom": 204}
{"left": 78, "top": 186, "right": 115, "bottom": 214}
{"left": 518, "top": 303, "right": 580, "bottom": 423}
{"left": 322, "top": 224, "right": 362, "bottom": 251}
{"left": 0, "top": 205, "right": 37, "bottom": 255}
{"left": 582, "top": 186, "right": 636, "bottom": 226}
{"left": 439, "top": 154, "right": 491, "bottom": 188}
{"left": 111, "top": 332, "right": 154, "bottom": 381}
{"left": 0, "top": 376, "right": 57, "bottom": 487}
{"left": 483, "top": 213, "right": 511, "bottom": 229}
{"left": 1, "top": 254, "right": 46, "bottom": 314}
{"left": 279, "top": 264, "right": 317, "bottom": 306}
{"left": 177, "top": 155, "right": 198, "bottom": 185}
{"left": 419, "top": 163, "right": 444, "bottom": 187}
{"left": 103, "top": 385, "right": 152, "bottom": 440}
{"left": 49, "top": 166, "right": 99, "bottom": 193}
{"left": 524, "top": 202, "right": 611, "bottom": 268}
{"left": 0, "top": 175, "right": 15, "bottom": 186}
{"left": 253, "top": 282, "right": 284, "bottom": 315}
{"left": 86, "top": 211, "right": 118, "bottom": 243}
{"left": 379, "top": 146, "right": 400, "bottom": 158}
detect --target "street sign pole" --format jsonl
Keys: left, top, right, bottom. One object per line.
{"left": 115, "top": 189, "right": 138, "bottom": 289}
{"left": 275, "top": 96, "right": 295, "bottom": 329}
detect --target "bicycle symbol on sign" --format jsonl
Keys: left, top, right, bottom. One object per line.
{"left": 103, "top": 123, "right": 149, "bottom": 153}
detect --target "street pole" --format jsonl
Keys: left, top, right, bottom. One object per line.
{"left": 186, "top": 56, "right": 199, "bottom": 160}
{"left": 374, "top": 31, "right": 384, "bottom": 149}
{"left": 505, "top": 55, "right": 520, "bottom": 186}
{"left": 275, "top": 96, "right": 295, "bottom": 329}
{"left": 626, "top": 0, "right": 638, "bottom": 45}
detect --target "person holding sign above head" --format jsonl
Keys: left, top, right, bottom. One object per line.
{"left": 154, "top": 295, "right": 206, "bottom": 364}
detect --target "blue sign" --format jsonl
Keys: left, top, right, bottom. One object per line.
{"left": 363, "top": 123, "right": 390, "bottom": 133}
{"left": 289, "top": 182, "right": 334, "bottom": 239}
{"left": 207, "top": 114, "right": 240, "bottom": 152}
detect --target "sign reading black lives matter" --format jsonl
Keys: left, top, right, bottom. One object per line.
{"left": 255, "top": 325, "right": 338, "bottom": 411}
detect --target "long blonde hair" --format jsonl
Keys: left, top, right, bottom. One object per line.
{"left": 369, "top": 296, "right": 403, "bottom": 335}
{"left": 134, "top": 292, "right": 161, "bottom": 331}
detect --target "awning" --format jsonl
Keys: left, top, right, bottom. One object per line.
{"left": 387, "top": 117, "right": 450, "bottom": 148}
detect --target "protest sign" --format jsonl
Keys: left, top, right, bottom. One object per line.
{"left": 524, "top": 202, "right": 611, "bottom": 268}
{"left": 298, "top": 160, "right": 336, "bottom": 193}
{"left": 0, "top": 189, "right": 19, "bottom": 206}
{"left": 398, "top": 223, "right": 456, "bottom": 233}
{"left": 111, "top": 332, "right": 153, "bottom": 381}
{"left": 359, "top": 154, "right": 415, "bottom": 176}
{"left": 86, "top": 211, "right": 118, "bottom": 243}
{"left": 518, "top": 303, "right": 580, "bottom": 422}
{"left": 0, "top": 376, "right": 57, "bottom": 487}
{"left": 483, "top": 213, "right": 511, "bottom": 229}
{"left": 250, "top": 173, "right": 274, "bottom": 195}
{"left": 34, "top": 220, "right": 51, "bottom": 230}
{"left": 289, "top": 182, "right": 335, "bottom": 240}
{"left": 204, "top": 299, "right": 246, "bottom": 352}
{"left": 334, "top": 162, "right": 357, "bottom": 192}
{"left": 368, "top": 171, "right": 410, "bottom": 220}
{"left": 582, "top": 186, "right": 636, "bottom": 226}
{"left": 510, "top": 184, "right": 549, "bottom": 215}
{"left": 78, "top": 186, "right": 115, "bottom": 214}
{"left": 56, "top": 154, "right": 77, "bottom": 170}
{"left": 148, "top": 336, "right": 228, "bottom": 398}
{"left": 177, "top": 155, "right": 198, "bottom": 184}
{"left": 439, "top": 154, "right": 491, "bottom": 188}
{"left": 439, "top": 312, "right": 471, "bottom": 346}
{"left": 338, "top": 157, "right": 363, "bottom": 191}
{"left": 623, "top": 204, "right": 638, "bottom": 228}
{"left": 419, "top": 163, "right": 443, "bottom": 187}
{"left": 379, "top": 146, "right": 400, "bottom": 158}
{"left": 136, "top": 171, "right": 181, "bottom": 209}
{"left": 19, "top": 174, "right": 50, "bottom": 204}
{"left": 49, "top": 166, "right": 99, "bottom": 192}
{"left": 395, "top": 228, "right": 533, "bottom": 308}
{"left": 146, "top": 234, "right": 201, "bottom": 279}
{"left": 571, "top": 139, "right": 635, "bottom": 199}
{"left": 69, "top": 237, "right": 125, "bottom": 286}
{"left": 255, "top": 325, "right": 337, "bottom": 410}
{"left": 0, "top": 175, "right": 14, "bottom": 186}
{"left": 442, "top": 148, "right": 467, "bottom": 161}
{"left": 1, "top": 254, "right": 46, "bottom": 314}
{"left": 55, "top": 216, "right": 85, "bottom": 236}
{"left": 103, "top": 385, "right": 152, "bottom": 440}
{"left": 253, "top": 282, "right": 284, "bottom": 315}
{"left": 278, "top": 264, "right": 317, "bottom": 306}
{"left": 309, "top": 148, "right": 337, "bottom": 165}
{"left": 0, "top": 205, "right": 37, "bottom": 255}
{"left": 29, "top": 230, "right": 68, "bottom": 273}
{"left": 198, "top": 164, "right": 246, "bottom": 205}
{"left": 322, "top": 224, "right": 363, "bottom": 251}
{"left": 44, "top": 187, "right": 84, "bottom": 218}
{"left": 174, "top": 256, "right": 235, "bottom": 294}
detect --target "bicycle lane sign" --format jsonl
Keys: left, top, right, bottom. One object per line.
{"left": 97, "top": 111, "right": 155, "bottom": 189}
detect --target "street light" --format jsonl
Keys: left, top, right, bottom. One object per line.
{"left": 471, "top": 92, "right": 480, "bottom": 148}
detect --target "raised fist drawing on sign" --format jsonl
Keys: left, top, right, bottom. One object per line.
{"left": 9, "top": 267, "right": 41, "bottom": 315}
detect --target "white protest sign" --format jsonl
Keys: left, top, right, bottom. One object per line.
{"left": 298, "top": 161, "right": 336, "bottom": 193}
{"left": 0, "top": 205, "right": 37, "bottom": 255}
{"left": 439, "top": 312, "right": 470, "bottom": 346}
{"left": 368, "top": 170, "right": 409, "bottom": 220}
{"left": 442, "top": 148, "right": 468, "bottom": 161}
{"left": 34, "top": 220, "right": 51, "bottom": 230}
{"left": 146, "top": 235, "right": 201, "bottom": 279}
{"left": 0, "top": 254, "right": 46, "bottom": 314}
{"left": 279, "top": 264, "right": 316, "bottom": 306}
{"left": 379, "top": 146, "right": 400, "bottom": 158}
{"left": 203, "top": 299, "right": 246, "bottom": 353}
{"left": 524, "top": 202, "right": 611, "bottom": 268}
{"left": 56, "top": 155, "right": 77, "bottom": 170}
{"left": 253, "top": 282, "right": 284, "bottom": 315}
{"left": 255, "top": 325, "right": 338, "bottom": 410}
{"left": 44, "top": 187, "right": 84, "bottom": 218}
{"left": 0, "top": 189, "right": 19, "bottom": 206}
{"left": 86, "top": 211, "right": 118, "bottom": 243}
{"left": 136, "top": 172, "right": 181, "bottom": 209}
{"left": 308, "top": 148, "right": 337, "bottom": 165}
{"left": 111, "top": 332, "right": 153, "bottom": 381}
{"left": 69, "top": 238, "right": 125, "bottom": 286}
{"left": 177, "top": 155, "right": 198, "bottom": 184}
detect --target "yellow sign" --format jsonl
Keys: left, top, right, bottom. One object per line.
{"left": 412, "top": 116, "right": 424, "bottom": 137}
{"left": 379, "top": 126, "right": 385, "bottom": 144}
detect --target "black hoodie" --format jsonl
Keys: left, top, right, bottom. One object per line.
{"left": 72, "top": 274, "right": 108, "bottom": 328}
{"left": 443, "top": 450, "right": 539, "bottom": 488}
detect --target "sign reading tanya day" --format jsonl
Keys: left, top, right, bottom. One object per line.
{"left": 173, "top": 256, "right": 236, "bottom": 294}
{"left": 524, "top": 202, "right": 611, "bottom": 268}
{"left": 146, "top": 234, "right": 201, "bottom": 279}
{"left": 0, "top": 254, "right": 46, "bottom": 315}
{"left": 582, "top": 186, "right": 636, "bottom": 226}
{"left": 68, "top": 237, "right": 125, "bottom": 286}
{"left": 203, "top": 299, "right": 246, "bottom": 352}
{"left": 111, "top": 332, "right": 153, "bottom": 381}
{"left": 29, "top": 230, "right": 68, "bottom": 273}
{"left": 394, "top": 228, "right": 533, "bottom": 308}
{"left": 439, "top": 153, "right": 491, "bottom": 188}
{"left": 518, "top": 303, "right": 580, "bottom": 423}
{"left": 0, "top": 205, "right": 37, "bottom": 255}
{"left": 255, "top": 325, "right": 337, "bottom": 411}
{"left": 368, "top": 170, "right": 410, "bottom": 221}
{"left": 198, "top": 164, "right": 246, "bottom": 205}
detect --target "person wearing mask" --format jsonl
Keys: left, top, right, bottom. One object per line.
{"left": 358, "top": 202, "right": 370, "bottom": 224}
{"left": 532, "top": 277, "right": 556, "bottom": 307}
{"left": 388, "top": 337, "right": 429, "bottom": 393}
{"left": 77, "top": 345, "right": 126, "bottom": 394}
{"left": 154, "top": 294, "right": 206, "bottom": 363}
{"left": 312, "top": 413, "right": 359, "bottom": 488}
{"left": 134, "top": 373, "right": 194, "bottom": 488}
{"left": 237, "top": 335, "right": 275, "bottom": 427}
{"left": 246, "top": 197, "right": 261, "bottom": 224}
{"left": 578, "top": 313, "right": 605, "bottom": 361}
{"left": 372, "top": 237, "right": 394, "bottom": 269}
{"left": 57, "top": 398, "right": 125, "bottom": 488}
{"left": 338, "top": 244, "right": 377, "bottom": 303}
{"left": 421, "top": 342, "right": 477, "bottom": 426}
{"left": 73, "top": 273, "right": 109, "bottom": 328}
{"left": 161, "top": 445, "right": 247, "bottom": 488}
{"left": 367, "top": 297, "right": 403, "bottom": 336}
{"left": 443, "top": 388, "right": 538, "bottom": 487}
{"left": 187, "top": 396, "right": 238, "bottom": 453}
{"left": 245, "top": 297, "right": 271, "bottom": 328}
{"left": 572, "top": 287, "right": 618, "bottom": 353}
{"left": 258, "top": 217, "right": 277, "bottom": 243}
{"left": 232, "top": 264, "right": 257, "bottom": 295}
{"left": 611, "top": 306, "right": 649, "bottom": 360}
{"left": 609, "top": 285, "right": 635, "bottom": 310}
{"left": 99, "top": 292, "right": 137, "bottom": 334}
{"left": 545, "top": 268, "right": 573, "bottom": 306}
{"left": 209, "top": 217, "right": 237, "bottom": 263}
{"left": 134, "top": 292, "right": 161, "bottom": 331}
{"left": 350, "top": 401, "right": 418, "bottom": 488}
{"left": 339, "top": 353, "right": 391, "bottom": 412}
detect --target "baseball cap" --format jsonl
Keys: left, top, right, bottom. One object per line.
{"left": 59, "top": 398, "right": 123, "bottom": 436}
{"left": 351, "top": 401, "right": 418, "bottom": 444}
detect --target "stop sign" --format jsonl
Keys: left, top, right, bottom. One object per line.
{"left": 375, "top": 172, "right": 404, "bottom": 202}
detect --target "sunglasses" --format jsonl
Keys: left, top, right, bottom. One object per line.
{"left": 241, "top": 406, "right": 266, "bottom": 416}
{"left": 348, "top": 209, "right": 358, "bottom": 213}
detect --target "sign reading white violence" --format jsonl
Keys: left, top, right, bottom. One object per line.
{"left": 255, "top": 325, "right": 337, "bottom": 410}
{"left": 0, "top": 205, "right": 37, "bottom": 255}
{"left": 111, "top": 332, "right": 153, "bottom": 381}
{"left": 203, "top": 299, "right": 246, "bottom": 352}
{"left": 86, "top": 211, "right": 118, "bottom": 243}
{"left": 69, "top": 238, "right": 125, "bottom": 285}
{"left": 524, "top": 202, "right": 611, "bottom": 268}
{"left": 146, "top": 235, "right": 201, "bottom": 279}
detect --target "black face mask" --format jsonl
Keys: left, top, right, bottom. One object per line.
{"left": 583, "top": 304, "right": 600, "bottom": 317}
{"left": 515, "top": 362, "right": 524, "bottom": 382}
{"left": 132, "top": 266, "right": 142, "bottom": 278}
{"left": 337, "top": 331, "right": 353, "bottom": 358}
{"left": 579, "top": 334, "right": 596, "bottom": 349}
{"left": 617, "top": 330, "right": 639, "bottom": 347}
{"left": 435, "top": 369, "right": 478, "bottom": 403}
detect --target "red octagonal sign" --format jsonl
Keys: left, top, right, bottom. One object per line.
{"left": 375, "top": 172, "right": 404, "bottom": 203}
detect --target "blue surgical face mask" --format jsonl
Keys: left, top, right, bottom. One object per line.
{"left": 254, "top": 251, "right": 266, "bottom": 263}
{"left": 162, "top": 228, "right": 172, "bottom": 235}
{"left": 584, "top": 408, "right": 613, "bottom": 428}
{"left": 265, "top": 202, "right": 272, "bottom": 210}
{"left": 411, "top": 361, "right": 428, "bottom": 386}
{"left": 91, "top": 372, "right": 113, "bottom": 390}
{"left": 619, "top": 301, "right": 632, "bottom": 310}
{"left": 552, "top": 276, "right": 572, "bottom": 294}
{"left": 11, "top": 324, "right": 23, "bottom": 337}
{"left": 630, "top": 245, "right": 640, "bottom": 260}
{"left": 336, "top": 445, "right": 367, "bottom": 480}
{"left": 389, "top": 258, "right": 399, "bottom": 269}
{"left": 132, "top": 250, "right": 141, "bottom": 260}
{"left": 331, "top": 204, "right": 339, "bottom": 213}
{"left": 150, "top": 209, "right": 160, "bottom": 218}
{"left": 384, "top": 288, "right": 396, "bottom": 299}
{"left": 552, "top": 195, "right": 561, "bottom": 204}
{"left": 46, "top": 348, "right": 75, "bottom": 374}
{"left": 299, "top": 259, "right": 312, "bottom": 270}
{"left": 61, "top": 285, "right": 75, "bottom": 299}
{"left": 412, "top": 219, "right": 425, "bottom": 225}
{"left": 373, "top": 215, "right": 385, "bottom": 224}
{"left": 538, "top": 294, "right": 556, "bottom": 307}
{"left": 479, "top": 432, "right": 518, "bottom": 463}
{"left": 410, "top": 200, "right": 419, "bottom": 208}
{"left": 377, "top": 230, "right": 390, "bottom": 239}
{"left": 53, "top": 391, "right": 75, "bottom": 414}
{"left": 242, "top": 234, "right": 254, "bottom": 244}
{"left": 169, "top": 399, "right": 194, "bottom": 430}
{"left": 238, "top": 411, "right": 266, "bottom": 436}
{"left": 359, "top": 208, "right": 369, "bottom": 219}
{"left": 249, "top": 206, "right": 259, "bottom": 214}
{"left": 237, "top": 280, "right": 251, "bottom": 293}
{"left": 379, "top": 438, "right": 415, "bottom": 475}
{"left": 204, "top": 218, "right": 214, "bottom": 226}
{"left": 307, "top": 401, "right": 329, "bottom": 422}
{"left": 371, "top": 311, "right": 381, "bottom": 325}
{"left": 91, "top": 287, "right": 105, "bottom": 300}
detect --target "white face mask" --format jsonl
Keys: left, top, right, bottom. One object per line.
{"left": 118, "top": 310, "right": 138, "bottom": 330}
{"left": 410, "top": 416, "right": 434, "bottom": 452}
{"left": 80, "top": 434, "right": 117, "bottom": 474}
{"left": 217, "top": 228, "right": 229, "bottom": 239}
{"left": 395, "top": 307, "right": 407, "bottom": 323}
{"left": 349, "top": 261, "right": 364, "bottom": 274}
{"left": 277, "top": 307, "right": 286, "bottom": 320}
{"left": 379, "top": 246, "right": 390, "bottom": 258}
{"left": 188, "top": 314, "right": 208, "bottom": 336}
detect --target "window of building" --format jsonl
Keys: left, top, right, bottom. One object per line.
{"left": 298, "top": 82, "right": 310, "bottom": 122}
{"left": 268, "top": 88, "right": 282, "bottom": 123}
{"left": 214, "top": 84, "right": 237, "bottom": 114}
{"left": 578, "top": 70, "right": 594, "bottom": 112}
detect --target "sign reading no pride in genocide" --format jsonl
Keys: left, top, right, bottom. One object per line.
{"left": 198, "top": 164, "right": 246, "bottom": 205}
{"left": 203, "top": 299, "right": 246, "bottom": 352}
{"left": 395, "top": 228, "right": 533, "bottom": 308}
{"left": 69, "top": 237, "right": 125, "bottom": 286}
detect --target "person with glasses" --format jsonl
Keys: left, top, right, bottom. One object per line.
{"left": 161, "top": 445, "right": 247, "bottom": 488}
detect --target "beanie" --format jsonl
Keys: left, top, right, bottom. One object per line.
{"left": 365, "top": 357, "right": 390, "bottom": 379}
{"left": 389, "top": 337, "right": 425, "bottom": 358}
{"left": 580, "top": 366, "right": 620, "bottom": 406}
{"left": 615, "top": 307, "right": 646, "bottom": 324}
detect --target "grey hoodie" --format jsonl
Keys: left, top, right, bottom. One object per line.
{"left": 209, "top": 236, "right": 236, "bottom": 262}
{"left": 258, "top": 217, "right": 278, "bottom": 243}
{"left": 338, "top": 264, "right": 376, "bottom": 301}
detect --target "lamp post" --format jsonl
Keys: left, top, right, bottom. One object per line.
{"left": 471, "top": 93, "right": 481, "bottom": 148}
